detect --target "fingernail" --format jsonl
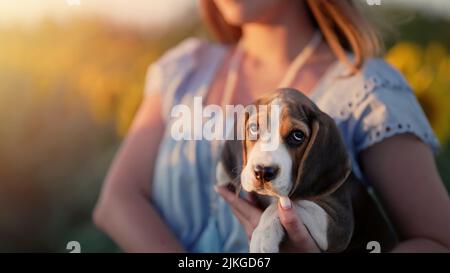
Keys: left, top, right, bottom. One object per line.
{"left": 279, "top": 196, "right": 292, "bottom": 210}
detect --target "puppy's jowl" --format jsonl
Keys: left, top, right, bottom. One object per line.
{"left": 216, "top": 88, "right": 397, "bottom": 253}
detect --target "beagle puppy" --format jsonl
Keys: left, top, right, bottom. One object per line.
{"left": 216, "top": 88, "right": 397, "bottom": 253}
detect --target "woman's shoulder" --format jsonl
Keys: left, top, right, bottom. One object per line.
{"left": 144, "top": 37, "right": 225, "bottom": 96}
{"left": 154, "top": 37, "right": 225, "bottom": 70}
{"left": 318, "top": 57, "right": 439, "bottom": 154}
{"left": 144, "top": 37, "right": 228, "bottom": 120}
{"left": 358, "top": 57, "right": 410, "bottom": 90}
{"left": 337, "top": 57, "right": 410, "bottom": 96}
{"left": 156, "top": 37, "right": 204, "bottom": 65}
{"left": 316, "top": 57, "right": 412, "bottom": 120}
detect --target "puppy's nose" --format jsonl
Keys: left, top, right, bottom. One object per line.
{"left": 253, "top": 164, "right": 279, "bottom": 182}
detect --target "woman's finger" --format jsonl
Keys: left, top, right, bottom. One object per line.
{"left": 229, "top": 207, "right": 255, "bottom": 239}
{"left": 215, "top": 186, "right": 261, "bottom": 229}
{"left": 215, "top": 186, "right": 260, "bottom": 216}
{"left": 215, "top": 186, "right": 259, "bottom": 238}
{"left": 278, "top": 197, "right": 320, "bottom": 252}
{"left": 278, "top": 197, "right": 305, "bottom": 242}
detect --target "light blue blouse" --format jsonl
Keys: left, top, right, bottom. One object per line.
{"left": 144, "top": 38, "right": 440, "bottom": 253}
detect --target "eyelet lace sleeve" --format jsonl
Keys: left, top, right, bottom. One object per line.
{"left": 351, "top": 59, "right": 440, "bottom": 154}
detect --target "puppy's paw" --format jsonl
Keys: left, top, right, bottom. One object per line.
{"left": 249, "top": 229, "right": 264, "bottom": 253}
{"left": 250, "top": 227, "right": 281, "bottom": 253}
{"left": 249, "top": 205, "right": 284, "bottom": 253}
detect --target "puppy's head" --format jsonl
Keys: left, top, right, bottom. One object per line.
{"left": 238, "top": 88, "right": 351, "bottom": 200}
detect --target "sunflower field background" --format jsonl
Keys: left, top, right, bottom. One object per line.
{"left": 0, "top": 4, "right": 449, "bottom": 252}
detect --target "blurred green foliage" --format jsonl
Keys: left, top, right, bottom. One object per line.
{"left": 0, "top": 9, "right": 449, "bottom": 252}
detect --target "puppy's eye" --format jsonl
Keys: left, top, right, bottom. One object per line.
{"left": 248, "top": 123, "right": 259, "bottom": 139}
{"left": 286, "top": 130, "right": 305, "bottom": 146}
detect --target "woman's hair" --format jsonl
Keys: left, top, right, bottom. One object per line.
{"left": 199, "top": 0, "right": 383, "bottom": 71}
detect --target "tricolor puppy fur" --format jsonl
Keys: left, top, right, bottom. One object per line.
{"left": 216, "top": 88, "right": 397, "bottom": 253}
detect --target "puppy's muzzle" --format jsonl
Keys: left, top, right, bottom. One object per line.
{"left": 253, "top": 164, "right": 280, "bottom": 182}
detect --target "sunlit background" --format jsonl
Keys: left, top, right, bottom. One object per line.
{"left": 0, "top": 0, "right": 449, "bottom": 252}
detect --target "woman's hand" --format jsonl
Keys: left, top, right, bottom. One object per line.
{"left": 215, "top": 186, "right": 320, "bottom": 252}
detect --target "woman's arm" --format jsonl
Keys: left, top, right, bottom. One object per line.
{"left": 360, "top": 134, "right": 450, "bottom": 252}
{"left": 93, "top": 95, "right": 184, "bottom": 252}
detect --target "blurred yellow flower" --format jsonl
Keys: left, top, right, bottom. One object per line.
{"left": 386, "top": 41, "right": 450, "bottom": 143}
{"left": 0, "top": 18, "right": 167, "bottom": 138}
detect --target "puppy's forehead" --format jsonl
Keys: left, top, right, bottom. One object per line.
{"left": 259, "top": 89, "right": 315, "bottom": 110}
{"left": 280, "top": 89, "right": 315, "bottom": 109}
{"left": 249, "top": 89, "right": 318, "bottom": 122}
{"left": 248, "top": 96, "right": 283, "bottom": 119}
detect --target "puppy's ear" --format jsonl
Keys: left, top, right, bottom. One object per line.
{"left": 217, "top": 110, "right": 250, "bottom": 186}
{"left": 220, "top": 136, "right": 244, "bottom": 183}
{"left": 289, "top": 107, "right": 351, "bottom": 200}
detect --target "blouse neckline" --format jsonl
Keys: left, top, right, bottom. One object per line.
{"left": 199, "top": 41, "right": 343, "bottom": 105}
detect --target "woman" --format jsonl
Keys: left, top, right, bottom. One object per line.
{"left": 93, "top": 0, "right": 450, "bottom": 252}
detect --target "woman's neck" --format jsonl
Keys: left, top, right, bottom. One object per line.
{"left": 240, "top": 5, "right": 316, "bottom": 67}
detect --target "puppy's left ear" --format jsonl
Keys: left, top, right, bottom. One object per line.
{"left": 217, "top": 110, "right": 250, "bottom": 186}
{"left": 290, "top": 107, "right": 351, "bottom": 200}
{"left": 219, "top": 136, "right": 245, "bottom": 183}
